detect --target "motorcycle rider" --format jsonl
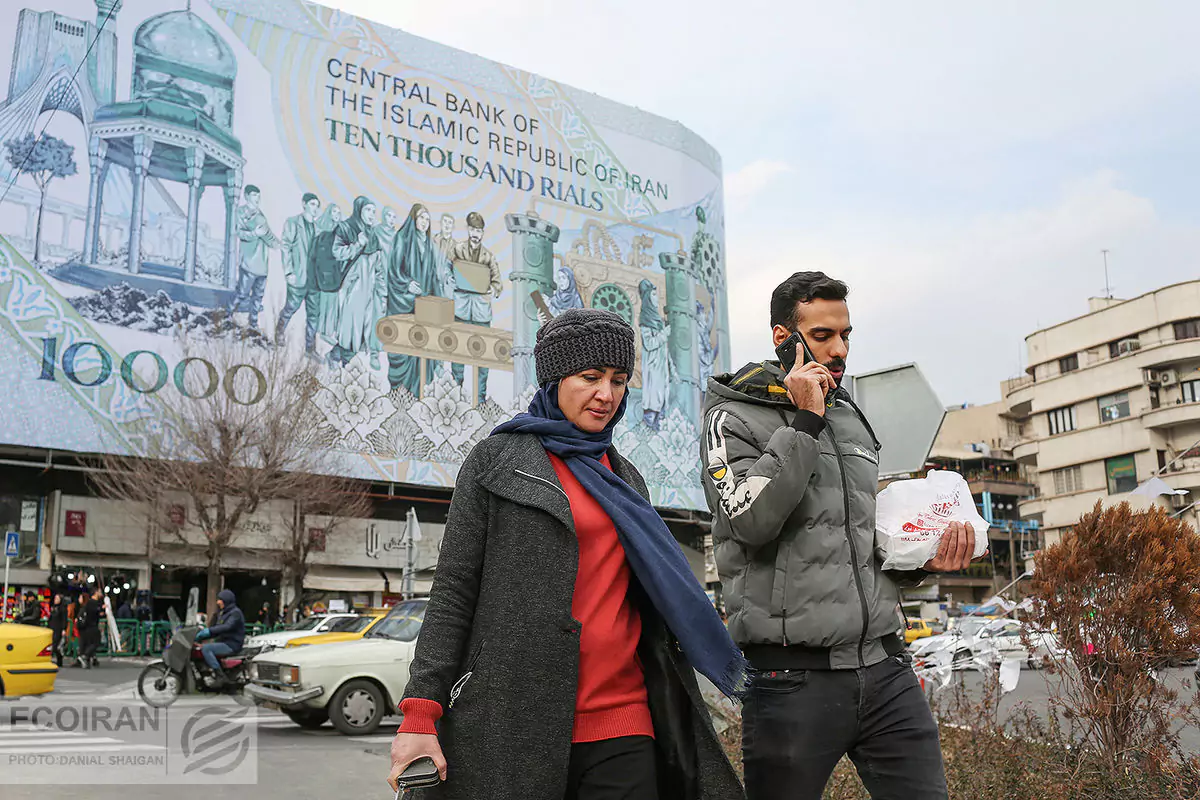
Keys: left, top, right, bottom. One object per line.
{"left": 195, "top": 589, "right": 245, "bottom": 687}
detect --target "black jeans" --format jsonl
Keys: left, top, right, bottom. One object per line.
{"left": 564, "top": 735, "right": 657, "bottom": 800}
{"left": 743, "top": 655, "right": 947, "bottom": 800}
{"left": 78, "top": 628, "right": 100, "bottom": 663}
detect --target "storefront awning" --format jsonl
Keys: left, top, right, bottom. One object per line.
{"left": 303, "top": 566, "right": 386, "bottom": 593}
{"left": 382, "top": 571, "right": 433, "bottom": 595}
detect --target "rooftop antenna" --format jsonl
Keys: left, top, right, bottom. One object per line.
{"left": 1101, "top": 249, "right": 1113, "bottom": 299}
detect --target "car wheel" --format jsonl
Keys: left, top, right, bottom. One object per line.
{"left": 328, "top": 680, "right": 385, "bottom": 736}
{"left": 285, "top": 708, "right": 330, "bottom": 730}
{"left": 951, "top": 649, "right": 973, "bottom": 670}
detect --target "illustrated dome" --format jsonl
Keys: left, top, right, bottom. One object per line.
{"left": 133, "top": 11, "right": 237, "bottom": 83}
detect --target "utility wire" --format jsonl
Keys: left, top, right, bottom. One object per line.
{"left": 0, "top": 1, "right": 121, "bottom": 208}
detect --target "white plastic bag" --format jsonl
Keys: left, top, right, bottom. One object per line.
{"left": 875, "top": 470, "right": 990, "bottom": 571}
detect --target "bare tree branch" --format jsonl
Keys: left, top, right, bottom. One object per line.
{"left": 90, "top": 332, "right": 358, "bottom": 619}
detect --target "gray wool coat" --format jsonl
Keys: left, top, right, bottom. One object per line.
{"left": 402, "top": 432, "right": 745, "bottom": 800}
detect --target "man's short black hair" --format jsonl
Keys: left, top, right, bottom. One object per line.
{"left": 302, "top": 192, "right": 319, "bottom": 205}
{"left": 770, "top": 271, "right": 849, "bottom": 330}
{"left": 244, "top": 184, "right": 261, "bottom": 197}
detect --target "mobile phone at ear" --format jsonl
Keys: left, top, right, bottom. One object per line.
{"left": 776, "top": 331, "right": 835, "bottom": 407}
{"left": 775, "top": 332, "right": 803, "bottom": 372}
{"left": 394, "top": 757, "right": 440, "bottom": 798}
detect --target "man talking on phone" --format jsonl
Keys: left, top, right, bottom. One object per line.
{"left": 700, "top": 271, "right": 977, "bottom": 800}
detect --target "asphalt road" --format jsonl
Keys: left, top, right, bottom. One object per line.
{"left": 0, "top": 658, "right": 400, "bottom": 800}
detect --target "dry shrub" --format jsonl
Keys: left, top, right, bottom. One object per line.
{"left": 1028, "top": 502, "right": 1200, "bottom": 786}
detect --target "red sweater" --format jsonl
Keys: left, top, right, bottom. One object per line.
{"left": 399, "top": 454, "right": 653, "bottom": 743}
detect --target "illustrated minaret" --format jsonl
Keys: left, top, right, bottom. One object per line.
{"left": 504, "top": 212, "right": 560, "bottom": 391}
{"left": 660, "top": 250, "right": 699, "bottom": 423}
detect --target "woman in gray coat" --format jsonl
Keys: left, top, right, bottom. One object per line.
{"left": 388, "top": 309, "right": 745, "bottom": 800}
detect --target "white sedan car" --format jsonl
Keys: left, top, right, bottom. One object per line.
{"left": 245, "top": 600, "right": 427, "bottom": 735}
{"left": 245, "top": 614, "right": 362, "bottom": 652}
{"left": 913, "top": 618, "right": 1062, "bottom": 670}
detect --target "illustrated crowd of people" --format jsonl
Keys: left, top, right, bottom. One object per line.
{"left": 225, "top": 186, "right": 502, "bottom": 403}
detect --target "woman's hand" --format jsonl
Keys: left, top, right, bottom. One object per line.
{"left": 387, "top": 732, "right": 447, "bottom": 792}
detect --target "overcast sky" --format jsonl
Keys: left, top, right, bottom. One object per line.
{"left": 329, "top": 0, "right": 1200, "bottom": 405}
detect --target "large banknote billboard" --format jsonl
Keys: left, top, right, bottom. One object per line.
{"left": 0, "top": 0, "right": 729, "bottom": 510}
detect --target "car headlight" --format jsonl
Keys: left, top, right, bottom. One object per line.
{"left": 282, "top": 666, "right": 301, "bottom": 685}
{"left": 247, "top": 663, "right": 258, "bottom": 681}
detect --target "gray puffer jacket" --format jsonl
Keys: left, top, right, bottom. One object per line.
{"left": 701, "top": 362, "right": 924, "bottom": 670}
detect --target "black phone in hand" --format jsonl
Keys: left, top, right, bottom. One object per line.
{"left": 775, "top": 332, "right": 803, "bottom": 372}
{"left": 394, "top": 757, "right": 441, "bottom": 797}
{"left": 775, "top": 331, "right": 835, "bottom": 407}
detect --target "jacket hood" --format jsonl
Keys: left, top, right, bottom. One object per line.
{"left": 217, "top": 589, "right": 237, "bottom": 607}
{"left": 704, "top": 361, "right": 798, "bottom": 413}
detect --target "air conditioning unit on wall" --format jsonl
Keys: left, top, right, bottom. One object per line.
{"left": 1171, "top": 493, "right": 1191, "bottom": 510}
{"left": 1159, "top": 369, "right": 1178, "bottom": 387}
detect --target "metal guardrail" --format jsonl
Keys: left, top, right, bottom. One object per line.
{"left": 21, "top": 620, "right": 290, "bottom": 658}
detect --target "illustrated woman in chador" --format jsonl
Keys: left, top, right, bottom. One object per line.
{"left": 637, "top": 279, "right": 671, "bottom": 431}
{"left": 386, "top": 203, "right": 446, "bottom": 395}
{"left": 326, "top": 196, "right": 386, "bottom": 368}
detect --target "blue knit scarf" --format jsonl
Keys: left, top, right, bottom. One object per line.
{"left": 492, "top": 385, "right": 747, "bottom": 698}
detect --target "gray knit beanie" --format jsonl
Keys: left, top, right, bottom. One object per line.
{"left": 535, "top": 308, "right": 636, "bottom": 385}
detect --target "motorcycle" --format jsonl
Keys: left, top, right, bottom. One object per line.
{"left": 136, "top": 625, "right": 261, "bottom": 708}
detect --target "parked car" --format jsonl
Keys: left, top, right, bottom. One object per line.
{"left": 284, "top": 612, "right": 387, "bottom": 648}
{"left": 245, "top": 599, "right": 427, "bottom": 735}
{"left": 975, "top": 619, "right": 1064, "bottom": 669}
{"left": 910, "top": 616, "right": 990, "bottom": 664}
{"left": 904, "top": 618, "right": 936, "bottom": 645}
{"left": 913, "top": 617, "right": 1062, "bottom": 671}
{"left": 0, "top": 623, "right": 58, "bottom": 696}
{"left": 244, "top": 613, "right": 362, "bottom": 652}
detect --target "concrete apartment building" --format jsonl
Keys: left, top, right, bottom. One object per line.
{"left": 1003, "top": 280, "right": 1200, "bottom": 547}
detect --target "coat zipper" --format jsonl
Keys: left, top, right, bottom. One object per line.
{"left": 829, "top": 422, "right": 870, "bottom": 667}
{"left": 514, "top": 469, "right": 570, "bottom": 502}
{"left": 448, "top": 641, "right": 485, "bottom": 709}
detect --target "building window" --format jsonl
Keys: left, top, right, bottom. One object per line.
{"left": 1052, "top": 465, "right": 1083, "bottom": 495}
{"left": 1097, "top": 392, "right": 1131, "bottom": 422}
{"left": 1105, "top": 455, "right": 1138, "bottom": 494}
{"left": 1109, "top": 338, "right": 1141, "bottom": 357}
{"left": 1174, "top": 319, "right": 1200, "bottom": 341}
{"left": 1047, "top": 406, "right": 1076, "bottom": 436}
{"left": 1058, "top": 354, "right": 1079, "bottom": 374}
{"left": 1183, "top": 380, "right": 1200, "bottom": 404}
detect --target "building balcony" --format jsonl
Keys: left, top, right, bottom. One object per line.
{"left": 1020, "top": 495, "right": 1049, "bottom": 518}
{"left": 1003, "top": 376, "right": 1034, "bottom": 418}
{"left": 1138, "top": 336, "right": 1200, "bottom": 370}
{"left": 967, "top": 477, "right": 1037, "bottom": 497}
{"left": 1012, "top": 439, "right": 1039, "bottom": 464}
{"left": 1142, "top": 400, "right": 1200, "bottom": 430}
{"left": 987, "top": 518, "right": 1040, "bottom": 535}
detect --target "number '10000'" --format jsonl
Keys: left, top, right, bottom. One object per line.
{"left": 37, "top": 338, "right": 268, "bottom": 406}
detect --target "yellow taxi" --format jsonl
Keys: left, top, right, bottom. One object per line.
{"left": 284, "top": 612, "right": 386, "bottom": 648}
{"left": 904, "top": 618, "right": 936, "bottom": 645}
{"left": 0, "top": 623, "right": 58, "bottom": 696}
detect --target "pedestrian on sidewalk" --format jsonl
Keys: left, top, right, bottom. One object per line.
{"left": 48, "top": 593, "right": 67, "bottom": 668}
{"left": 701, "top": 272, "right": 980, "bottom": 800}
{"left": 77, "top": 588, "right": 102, "bottom": 669}
{"left": 388, "top": 309, "right": 745, "bottom": 800}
